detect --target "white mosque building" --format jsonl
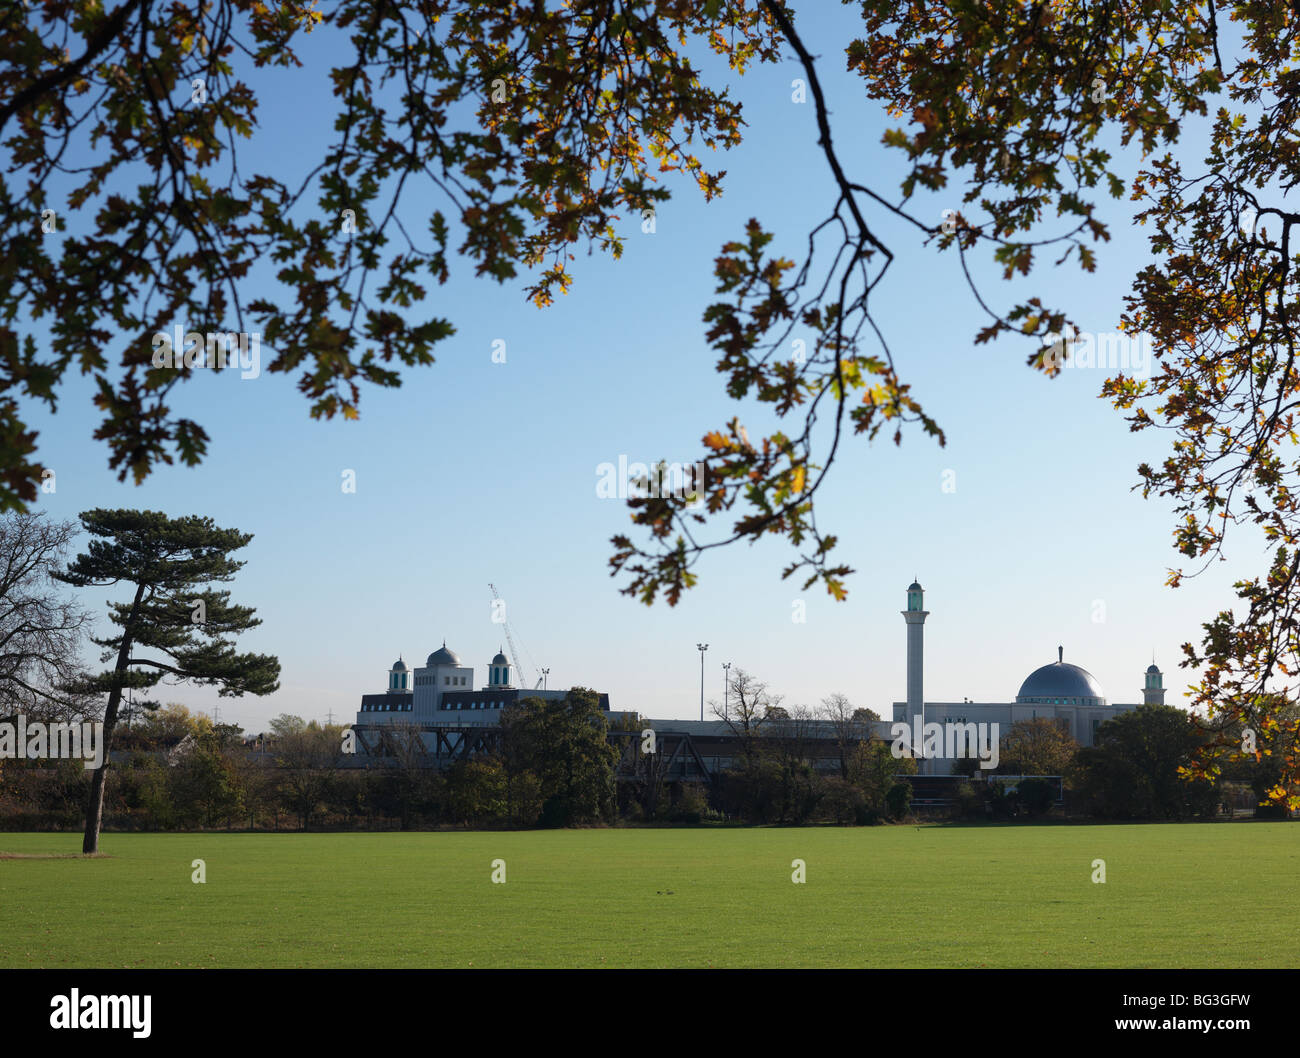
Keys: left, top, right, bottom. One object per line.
{"left": 348, "top": 583, "right": 1159, "bottom": 772}
{"left": 351, "top": 642, "right": 610, "bottom": 755}
{"left": 893, "top": 581, "right": 1165, "bottom": 774}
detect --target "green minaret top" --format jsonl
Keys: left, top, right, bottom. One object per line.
{"left": 906, "top": 580, "right": 924, "bottom": 612}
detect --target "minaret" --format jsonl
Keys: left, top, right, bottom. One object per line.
{"left": 1143, "top": 661, "right": 1165, "bottom": 706}
{"left": 388, "top": 657, "right": 409, "bottom": 693}
{"left": 488, "top": 648, "right": 513, "bottom": 689}
{"left": 902, "top": 579, "right": 929, "bottom": 773}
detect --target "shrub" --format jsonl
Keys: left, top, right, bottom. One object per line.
{"left": 1017, "top": 778, "right": 1055, "bottom": 817}
{"left": 885, "top": 780, "right": 912, "bottom": 820}
{"left": 953, "top": 781, "right": 984, "bottom": 819}
{"left": 987, "top": 782, "right": 1018, "bottom": 819}
{"left": 818, "top": 776, "right": 866, "bottom": 824}
{"left": 668, "top": 784, "right": 709, "bottom": 824}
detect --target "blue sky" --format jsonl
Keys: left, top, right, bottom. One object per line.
{"left": 23, "top": 3, "right": 1266, "bottom": 731}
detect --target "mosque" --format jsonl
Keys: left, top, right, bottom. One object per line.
{"left": 893, "top": 580, "right": 1165, "bottom": 774}
{"left": 350, "top": 642, "right": 610, "bottom": 756}
{"left": 346, "top": 581, "right": 1162, "bottom": 775}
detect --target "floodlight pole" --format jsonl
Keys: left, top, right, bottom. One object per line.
{"left": 697, "top": 643, "right": 708, "bottom": 721}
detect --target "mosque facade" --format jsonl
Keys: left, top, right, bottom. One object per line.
{"left": 351, "top": 642, "right": 609, "bottom": 755}
{"left": 893, "top": 581, "right": 1164, "bottom": 774}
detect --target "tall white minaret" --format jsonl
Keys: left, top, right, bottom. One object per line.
{"left": 902, "top": 579, "right": 929, "bottom": 773}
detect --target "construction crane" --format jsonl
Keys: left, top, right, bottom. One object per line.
{"left": 488, "top": 583, "right": 543, "bottom": 689}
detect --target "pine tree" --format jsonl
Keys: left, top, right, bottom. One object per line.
{"left": 55, "top": 509, "right": 280, "bottom": 853}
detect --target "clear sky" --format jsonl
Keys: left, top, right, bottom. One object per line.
{"left": 22, "top": 3, "right": 1266, "bottom": 732}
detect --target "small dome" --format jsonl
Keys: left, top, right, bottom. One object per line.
{"left": 908, "top": 580, "right": 922, "bottom": 591}
{"left": 391, "top": 658, "right": 407, "bottom": 672}
{"left": 426, "top": 644, "right": 461, "bottom": 667}
{"left": 1146, "top": 663, "right": 1160, "bottom": 674}
{"left": 492, "top": 651, "right": 509, "bottom": 666}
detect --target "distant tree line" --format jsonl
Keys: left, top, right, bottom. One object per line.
{"left": 2, "top": 696, "right": 1293, "bottom": 832}
{"left": 0, "top": 692, "right": 619, "bottom": 832}
{"left": 949, "top": 705, "right": 1299, "bottom": 822}
{"left": 0, "top": 683, "right": 917, "bottom": 830}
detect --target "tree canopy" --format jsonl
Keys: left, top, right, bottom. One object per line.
{"left": 1075, "top": 704, "right": 1221, "bottom": 820}
{"left": 499, "top": 687, "right": 617, "bottom": 825}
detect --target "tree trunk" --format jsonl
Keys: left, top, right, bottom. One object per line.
{"left": 82, "top": 582, "right": 145, "bottom": 854}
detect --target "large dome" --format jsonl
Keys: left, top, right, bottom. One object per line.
{"left": 426, "top": 644, "right": 461, "bottom": 667}
{"left": 1016, "top": 649, "right": 1105, "bottom": 705}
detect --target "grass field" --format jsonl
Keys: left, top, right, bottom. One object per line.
{"left": 1, "top": 823, "right": 1297, "bottom": 968}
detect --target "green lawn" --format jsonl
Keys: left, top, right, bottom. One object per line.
{"left": 1, "top": 823, "right": 1296, "bottom": 968}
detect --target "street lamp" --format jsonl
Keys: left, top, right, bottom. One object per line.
{"left": 722, "top": 661, "right": 732, "bottom": 720}
{"left": 696, "top": 643, "right": 708, "bottom": 721}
